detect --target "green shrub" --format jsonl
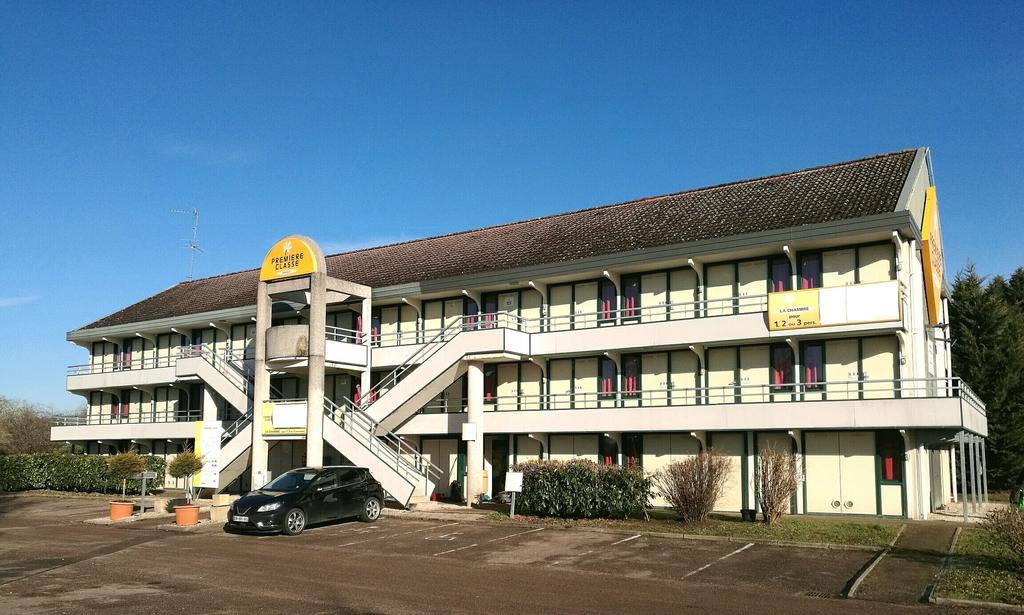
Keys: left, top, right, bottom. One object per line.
{"left": 982, "top": 508, "right": 1024, "bottom": 572}
{"left": 0, "top": 453, "right": 165, "bottom": 494}
{"left": 511, "top": 459, "right": 651, "bottom": 519}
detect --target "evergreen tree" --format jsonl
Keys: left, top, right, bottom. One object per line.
{"left": 950, "top": 265, "right": 1024, "bottom": 488}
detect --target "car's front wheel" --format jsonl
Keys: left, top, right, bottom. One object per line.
{"left": 360, "top": 497, "right": 381, "bottom": 522}
{"left": 283, "top": 508, "right": 306, "bottom": 536}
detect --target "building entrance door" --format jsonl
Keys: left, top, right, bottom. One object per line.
{"left": 491, "top": 436, "right": 509, "bottom": 494}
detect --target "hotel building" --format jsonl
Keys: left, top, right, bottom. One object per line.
{"left": 53, "top": 148, "right": 987, "bottom": 519}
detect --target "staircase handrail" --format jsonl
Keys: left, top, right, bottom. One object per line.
{"left": 325, "top": 398, "right": 443, "bottom": 486}
{"left": 221, "top": 412, "right": 252, "bottom": 443}
{"left": 357, "top": 316, "right": 467, "bottom": 409}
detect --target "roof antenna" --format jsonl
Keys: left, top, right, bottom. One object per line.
{"left": 171, "top": 208, "right": 203, "bottom": 280}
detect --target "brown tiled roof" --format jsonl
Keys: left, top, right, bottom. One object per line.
{"left": 78, "top": 149, "right": 918, "bottom": 331}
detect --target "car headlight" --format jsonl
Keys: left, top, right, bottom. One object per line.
{"left": 257, "top": 502, "right": 283, "bottom": 512}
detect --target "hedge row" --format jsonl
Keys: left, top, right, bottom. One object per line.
{"left": 0, "top": 453, "right": 166, "bottom": 493}
{"left": 511, "top": 459, "right": 651, "bottom": 519}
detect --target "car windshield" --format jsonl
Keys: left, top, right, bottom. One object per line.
{"left": 260, "top": 471, "right": 318, "bottom": 492}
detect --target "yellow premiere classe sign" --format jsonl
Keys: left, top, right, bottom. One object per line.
{"left": 259, "top": 236, "right": 319, "bottom": 282}
{"left": 768, "top": 288, "right": 821, "bottom": 330}
{"left": 921, "top": 187, "right": 945, "bottom": 326}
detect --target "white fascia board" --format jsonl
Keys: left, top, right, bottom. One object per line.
{"left": 68, "top": 305, "right": 257, "bottom": 342}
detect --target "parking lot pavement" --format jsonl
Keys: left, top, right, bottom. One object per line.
{"left": 0, "top": 496, "right": 992, "bottom": 614}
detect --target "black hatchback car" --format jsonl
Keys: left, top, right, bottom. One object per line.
{"left": 225, "top": 466, "right": 385, "bottom": 535}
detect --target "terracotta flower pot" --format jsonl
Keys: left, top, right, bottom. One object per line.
{"left": 175, "top": 504, "right": 200, "bottom": 526}
{"left": 109, "top": 501, "right": 134, "bottom": 520}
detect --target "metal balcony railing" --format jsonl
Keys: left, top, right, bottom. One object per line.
{"left": 413, "top": 377, "right": 985, "bottom": 414}
{"left": 52, "top": 408, "right": 202, "bottom": 426}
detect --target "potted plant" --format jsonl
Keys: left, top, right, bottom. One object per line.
{"left": 167, "top": 445, "right": 205, "bottom": 526}
{"left": 107, "top": 449, "right": 146, "bottom": 520}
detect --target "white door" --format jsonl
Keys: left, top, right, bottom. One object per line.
{"left": 709, "top": 432, "right": 744, "bottom": 512}
{"left": 825, "top": 339, "right": 860, "bottom": 400}
{"left": 548, "top": 359, "right": 573, "bottom": 409}
{"left": 670, "top": 351, "right": 699, "bottom": 406}
{"left": 669, "top": 269, "right": 698, "bottom": 319}
{"left": 641, "top": 273, "right": 667, "bottom": 322}
{"left": 707, "top": 347, "right": 737, "bottom": 404}
{"left": 573, "top": 357, "right": 598, "bottom": 408}
{"left": 496, "top": 364, "right": 519, "bottom": 411}
{"left": 549, "top": 285, "right": 573, "bottom": 331}
{"left": 839, "top": 432, "right": 877, "bottom": 514}
{"left": 804, "top": 432, "right": 843, "bottom": 513}
{"left": 574, "top": 282, "right": 598, "bottom": 329}
{"left": 642, "top": 353, "right": 668, "bottom": 406}
{"left": 739, "top": 345, "right": 770, "bottom": 403}
{"left": 861, "top": 336, "right": 897, "bottom": 399}
{"left": 737, "top": 260, "right": 767, "bottom": 314}
{"left": 705, "top": 264, "right": 736, "bottom": 316}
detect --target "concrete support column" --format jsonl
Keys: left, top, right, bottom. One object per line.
{"left": 981, "top": 438, "right": 989, "bottom": 503}
{"left": 745, "top": 431, "right": 757, "bottom": 512}
{"left": 950, "top": 443, "right": 958, "bottom": 503}
{"left": 361, "top": 296, "right": 373, "bottom": 397}
{"left": 465, "top": 361, "right": 485, "bottom": 506}
{"left": 306, "top": 272, "right": 327, "bottom": 467}
{"left": 969, "top": 435, "right": 979, "bottom": 514}
{"left": 201, "top": 385, "right": 218, "bottom": 423}
{"left": 250, "top": 284, "right": 272, "bottom": 487}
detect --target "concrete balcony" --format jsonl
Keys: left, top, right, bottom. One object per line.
{"left": 66, "top": 357, "right": 177, "bottom": 392}
{"left": 398, "top": 377, "right": 986, "bottom": 438}
{"left": 50, "top": 409, "right": 202, "bottom": 442}
{"left": 365, "top": 282, "right": 904, "bottom": 367}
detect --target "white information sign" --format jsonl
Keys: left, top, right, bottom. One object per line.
{"left": 198, "top": 423, "right": 222, "bottom": 489}
{"left": 505, "top": 471, "right": 523, "bottom": 493}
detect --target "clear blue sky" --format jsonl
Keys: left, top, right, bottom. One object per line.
{"left": 1, "top": 2, "right": 1022, "bottom": 410}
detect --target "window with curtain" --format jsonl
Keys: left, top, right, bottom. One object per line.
{"left": 465, "top": 299, "right": 479, "bottom": 328}
{"left": 769, "top": 256, "right": 792, "bottom": 292}
{"left": 483, "top": 365, "right": 497, "bottom": 403}
{"left": 622, "top": 275, "right": 641, "bottom": 319}
{"left": 599, "top": 279, "right": 616, "bottom": 322}
{"left": 482, "top": 293, "right": 498, "bottom": 328}
{"left": 802, "top": 342, "right": 824, "bottom": 390}
{"left": 878, "top": 431, "right": 904, "bottom": 482}
{"left": 622, "top": 354, "right": 641, "bottom": 398}
{"left": 798, "top": 253, "right": 822, "bottom": 289}
{"left": 771, "top": 345, "right": 794, "bottom": 391}
{"left": 599, "top": 357, "right": 617, "bottom": 399}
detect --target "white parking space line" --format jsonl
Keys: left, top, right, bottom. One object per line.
{"left": 434, "top": 543, "right": 479, "bottom": 557}
{"left": 681, "top": 542, "right": 755, "bottom": 579}
{"left": 337, "top": 522, "right": 460, "bottom": 547}
{"left": 610, "top": 534, "right": 642, "bottom": 546}
{"left": 485, "top": 527, "right": 545, "bottom": 543}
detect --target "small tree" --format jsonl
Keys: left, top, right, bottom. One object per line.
{"left": 106, "top": 449, "right": 146, "bottom": 499}
{"left": 653, "top": 450, "right": 732, "bottom": 523}
{"left": 982, "top": 508, "right": 1024, "bottom": 572}
{"left": 758, "top": 448, "right": 799, "bottom": 525}
{"left": 167, "top": 446, "right": 204, "bottom": 503}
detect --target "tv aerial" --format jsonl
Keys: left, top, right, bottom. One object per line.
{"left": 171, "top": 208, "right": 203, "bottom": 280}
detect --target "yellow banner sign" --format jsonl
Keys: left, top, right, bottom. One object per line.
{"left": 768, "top": 288, "right": 821, "bottom": 330}
{"left": 921, "top": 187, "right": 945, "bottom": 326}
{"left": 259, "top": 236, "right": 319, "bottom": 282}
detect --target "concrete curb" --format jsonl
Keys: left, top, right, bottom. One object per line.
{"left": 924, "top": 525, "right": 961, "bottom": 604}
{"left": 840, "top": 523, "right": 905, "bottom": 599}
{"left": 429, "top": 515, "right": 892, "bottom": 553}
{"left": 932, "top": 596, "right": 1024, "bottom": 612}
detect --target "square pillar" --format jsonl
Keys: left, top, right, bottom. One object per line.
{"left": 250, "top": 283, "right": 272, "bottom": 487}
{"left": 465, "top": 361, "right": 485, "bottom": 506}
